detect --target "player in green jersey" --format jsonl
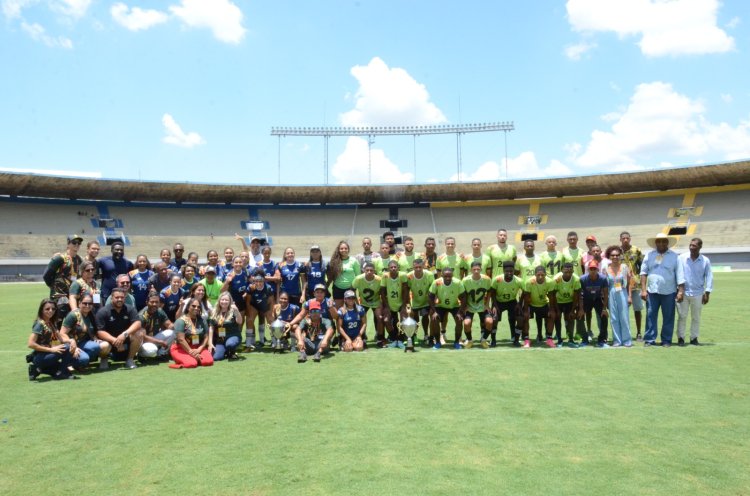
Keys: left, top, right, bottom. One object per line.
{"left": 460, "top": 261, "right": 493, "bottom": 348}
{"left": 522, "top": 265, "right": 558, "bottom": 348}
{"left": 560, "top": 231, "right": 587, "bottom": 339}
{"left": 407, "top": 258, "right": 435, "bottom": 344}
{"left": 380, "top": 260, "right": 409, "bottom": 347}
{"left": 515, "top": 239, "right": 542, "bottom": 280}
{"left": 463, "top": 238, "right": 492, "bottom": 279}
{"left": 429, "top": 267, "right": 465, "bottom": 349}
{"left": 539, "top": 235, "right": 563, "bottom": 278}
{"left": 352, "top": 262, "right": 384, "bottom": 345}
{"left": 553, "top": 263, "right": 582, "bottom": 347}
{"left": 373, "top": 242, "right": 397, "bottom": 275}
{"left": 420, "top": 237, "right": 439, "bottom": 276}
{"left": 485, "top": 228, "right": 517, "bottom": 279}
{"left": 397, "top": 236, "right": 417, "bottom": 273}
{"left": 436, "top": 237, "right": 464, "bottom": 277}
{"left": 488, "top": 261, "right": 524, "bottom": 347}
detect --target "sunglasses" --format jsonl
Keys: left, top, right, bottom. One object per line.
{"left": 84, "top": 268, "right": 95, "bottom": 272}
{"left": 80, "top": 302, "right": 93, "bottom": 306}
{"left": 70, "top": 240, "right": 81, "bottom": 245}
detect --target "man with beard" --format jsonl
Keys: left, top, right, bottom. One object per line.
{"left": 99, "top": 241, "right": 134, "bottom": 302}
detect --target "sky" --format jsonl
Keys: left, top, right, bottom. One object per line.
{"left": 0, "top": 0, "right": 748, "bottom": 186}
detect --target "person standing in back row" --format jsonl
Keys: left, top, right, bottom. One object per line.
{"left": 640, "top": 233, "right": 684, "bottom": 347}
{"left": 99, "top": 241, "right": 134, "bottom": 302}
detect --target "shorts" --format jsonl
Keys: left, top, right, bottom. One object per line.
{"left": 630, "top": 289, "right": 644, "bottom": 311}
{"left": 583, "top": 299, "right": 604, "bottom": 313}
{"left": 232, "top": 295, "right": 246, "bottom": 312}
{"left": 494, "top": 300, "right": 517, "bottom": 320}
{"left": 529, "top": 305, "right": 549, "bottom": 319}
{"left": 410, "top": 306, "right": 430, "bottom": 318}
{"left": 557, "top": 302, "right": 575, "bottom": 319}
{"left": 249, "top": 301, "right": 270, "bottom": 314}
{"left": 332, "top": 285, "right": 348, "bottom": 300}
{"left": 435, "top": 307, "right": 459, "bottom": 319}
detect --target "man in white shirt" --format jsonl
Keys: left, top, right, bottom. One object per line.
{"left": 677, "top": 238, "right": 713, "bottom": 346}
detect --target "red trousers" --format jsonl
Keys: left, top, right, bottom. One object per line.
{"left": 170, "top": 343, "right": 214, "bottom": 368}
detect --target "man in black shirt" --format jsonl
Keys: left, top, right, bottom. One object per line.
{"left": 95, "top": 288, "right": 143, "bottom": 370}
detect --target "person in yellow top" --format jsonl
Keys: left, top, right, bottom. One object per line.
{"left": 436, "top": 237, "right": 464, "bottom": 278}
{"left": 406, "top": 258, "right": 435, "bottom": 344}
{"left": 429, "top": 267, "right": 465, "bottom": 349}
{"left": 380, "top": 260, "right": 409, "bottom": 348}
{"left": 463, "top": 238, "right": 492, "bottom": 279}
{"left": 488, "top": 261, "right": 524, "bottom": 347}
{"left": 397, "top": 236, "right": 417, "bottom": 273}
{"left": 522, "top": 266, "right": 557, "bottom": 348}
{"left": 352, "top": 262, "right": 384, "bottom": 345}
{"left": 460, "top": 261, "right": 493, "bottom": 349}
{"left": 539, "top": 235, "right": 562, "bottom": 278}
{"left": 420, "top": 237, "right": 439, "bottom": 276}
{"left": 515, "top": 239, "right": 542, "bottom": 281}
{"left": 373, "top": 242, "right": 397, "bottom": 275}
{"left": 553, "top": 263, "right": 582, "bottom": 347}
{"left": 485, "top": 228, "right": 517, "bottom": 279}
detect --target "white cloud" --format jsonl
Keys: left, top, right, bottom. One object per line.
{"left": 569, "top": 81, "right": 750, "bottom": 168}
{"left": 720, "top": 93, "right": 733, "bottom": 104}
{"left": 450, "top": 153, "right": 574, "bottom": 182}
{"left": 111, "top": 2, "right": 169, "bottom": 31}
{"left": 726, "top": 16, "right": 740, "bottom": 29}
{"left": 609, "top": 81, "right": 621, "bottom": 92}
{"left": 161, "top": 113, "right": 206, "bottom": 148}
{"left": 566, "top": 0, "right": 734, "bottom": 57}
{"left": 565, "top": 41, "right": 596, "bottom": 60}
{"left": 0, "top": 166, "right": 101, "bottom": 178}
{"left": 1, "top": 0, "right": 35, "bottom": 19}
{"left": 21, "top": 21, "right": 72, "bottom": 48}
{"left": 331, "top": 137, "right": 413, "bottom": 184}
{"left": 339, "top": 57, "right": 447, "bottom": 126}
{"left": 51, "top": 0, "right": 90, "bottom": 18}
{"left": 169, "top": 0, "right": 245, "bottom": 44}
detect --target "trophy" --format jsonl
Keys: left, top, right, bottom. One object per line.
{"left": 269, "top": 319, "right": 290, "bottom": 352}
{"left": 398, "top": 316, "right": 418, "bottom": 352}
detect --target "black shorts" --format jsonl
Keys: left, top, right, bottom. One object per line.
{"left": 232, "top": 295, "right": 246, "bottom": 312}
{"left": 435, "top": 307, "right": 459, "bottom": 319}
{"left": 494, "top": 300, "right": 517, "bottom": 317}
{"left": 410, "top": 307, "right": 430, "bottom": 318}
{"left": 529, "top": 305, "right": 549, "bottom": 319}
{"left": 332, "top": 285, "right": 348, "bottom": 300}
{"left": 465, "top": 310, "right": 493, "bottom": 322}
{"left": 557, "top": 302, "right": 575, "bottom": 319}
{"left": 249, "top": 301, "right": 270, "bottom": 314}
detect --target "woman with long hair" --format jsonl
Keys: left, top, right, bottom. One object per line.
{"left": 327, "top": 240, "right": 361, "bottom": 308}
{"left": 278, "top": 247, "right": 305, "bottom": 306}
{"left": 208, "top": 291, "right": 243, "bottom": 361}
{"left": 69, "top": 261, "right": 100, "bottom": 311}
{"left": 129, "top": 254, "right": 153, "bottom": 311}
{"left": 59, "top": 292, "right": 110, "bottom": 370}
{"left": 170, "top": 297, "right": 214, "bottom": 368}
{"left": 27, "top": 298, "right": 76, "bottom": 380}
{"left": 604, "top": 245, "right": 633, "bottom": 347}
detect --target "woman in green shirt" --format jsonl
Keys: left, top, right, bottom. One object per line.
{"left": 327, "top": 241, "right": 361, "bottom": 308}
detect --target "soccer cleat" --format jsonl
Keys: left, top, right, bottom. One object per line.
{"left": 579, "top": 341, "right": 588, "bottom": 347}
{"left": 453, "top": 341, "right": 461, "bottom": 350}
{"left": 567, "top": 341, "right": 578, "bottom": 349}
{"left": 636, "top": 335, "right": 643, "bottom": 342}
{"left": 464, "top": 340, "right": 473, "bottom": 349}
{"left": 313, "top": 351, "right": 322, "bottom": 362}
{"left": 99, "top": 357, "right": 109, "bottom": 370}
{"left": 432, "top": 342, "right": 442, "bottom": 350}
{"left": 124, "top": 359, "right": 137, "bottom": 370}
{"left": 480, "top": 339, "right": 489, "bottom": 349}
{"left": 439, "top": 333, "right": 447, "bottom": 346}
{"left": 395, "top": 340, "right": 406, "bottom": 350}
{"left": 490, "top": 340, "right": 497, "bottom": 348}
{"left": 545, "top": 338, "right": 556, "bottom": 348}
{"left": 522, "top": 339, "right": 531, "bottom": 348}
{"left": 597, "top": 342, "right": 610, "bottom": 348}
{"left": 297, "top": 351, "right": 307, "bottom": 363}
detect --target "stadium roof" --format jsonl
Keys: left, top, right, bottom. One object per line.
{"left": 1, "top": 161, "right": 748, "bottom": 205}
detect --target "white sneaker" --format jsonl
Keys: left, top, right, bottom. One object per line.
{"left": 124, "top": 359, "right": 137, "bottom": 370}
{"left": 99, "top": 357, "right": 109, "bottom": 370}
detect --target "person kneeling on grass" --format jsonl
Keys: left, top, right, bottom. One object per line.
{"left": 338, "top": 290, "right": 366, "bottom": 352}
{"left": 428, "top": 267, "right": 465, "bottom": 349}
{"left": 170, "top": 297, "right": 214, "bottom": 368}
{"left": 59, "top": 293, "right": 110, "bottom": 371}
{"left": 208, "top": 292, "right": 243, "bottom": 361}
{"left": 27, "top": 298, "right": 77, "bottom": 380}
{"left": 293, "top": 299, "right": 334, "bottom": 363}
{"left": 95, "top": 287, "right": 144, "bottom": 370}
{"left": 138, "top": 291, "right": 175, "bottom": 360}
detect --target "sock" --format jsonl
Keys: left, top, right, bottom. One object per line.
{"left": 246, "top": 330, "right": 256, "bottom": 346}
{"left": 259, "top": 325, "right": 265, "bottom": 342}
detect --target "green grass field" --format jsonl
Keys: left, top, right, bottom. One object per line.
{"left": 1, "top": 274, "right": 748, "bottom": 495}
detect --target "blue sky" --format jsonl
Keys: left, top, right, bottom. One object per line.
{"left": 1, "top": 0, "right": 748, "bottom": 186}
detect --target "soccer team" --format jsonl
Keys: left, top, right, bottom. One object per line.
{"left": 27, "top": 228, "right": 713, "bottom": 379}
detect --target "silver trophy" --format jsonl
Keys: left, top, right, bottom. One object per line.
{"left": 269, "top": 319, "right": 290, "bottom": 352}
{"left": 398, "top": 316, "right": 418, "bottom": 352}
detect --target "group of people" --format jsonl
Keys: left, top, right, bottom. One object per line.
{"left": 27, "top": 227, "right": 714, "bottom": 379}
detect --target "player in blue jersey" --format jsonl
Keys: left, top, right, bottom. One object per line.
{"left": 245, "top": 273, "right": 276, "bottom": 350}
{"left": 278, "top": 247, "right": 305, "bottom": 306}
{"left": 257, "top": 245, "right": 281, "bottom": 296}
{"left": 271, "top": 291, "right": 300, "bottom": 350}
{"left": 159, "top": 274, "right": 185, "bottom": 322}
{"left": 337, "top": 290, "right": 366, "bottom": 352}
{"left": 303, "top": 245, "right": 328, "bottom": 300}
{"left": 129, "top": 254, "right": 153, "bottom": 311}
{"left": 221, "top": 256, "right": 250, "bottom": 337}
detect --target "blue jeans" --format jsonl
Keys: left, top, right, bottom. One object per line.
{"left": 72, "top": 340, "right": 102, "bottom": 368}
{"left": 213, "top": 335, "right": 241, "bottom": 361}
{"left": 32, "top": 345, "right": 73, "bottom": 377}
{"left": 645, "top": 292, "right": 676, "bottom": 344}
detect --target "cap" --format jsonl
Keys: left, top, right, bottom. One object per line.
{"left": 250, "top": 236, "right": 262, "bottom": 243}
{"left": 587, "top": 260, "right": 600, "bottom": 269}
{"left": 310, "top": 245, "right": 321, "bottom": 251}
{"left": 67, "top": 234, "right": 83, "bottom": 243}
{"left": 308, "top": 300, "right": 322, "bottom": 311}
{"left": 344, "top": 290, "right": 356, "bottom": 298}
{"left": 204, "top": 265, "right": 216, "bottom": 273}
{"left": 585, "top": 235, "right": 597, "bottom": 242}
{"left": 313, "top": 284, "right": 326, "bottom": 292}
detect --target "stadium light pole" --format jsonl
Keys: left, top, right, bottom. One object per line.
{"left": 271, "top": 122, "right": 514, "bottom": 183}
{"left": 367, "top": 135, "right": 375, "bottom": 184}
